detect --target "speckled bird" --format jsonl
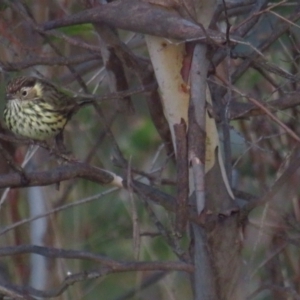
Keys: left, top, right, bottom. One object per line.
{"left": 3, "top": 76, "right": 92, "bottom": 140}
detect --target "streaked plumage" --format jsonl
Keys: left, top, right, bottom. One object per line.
{"left": 4, "top": 76, "right": 91, "bottom": 140}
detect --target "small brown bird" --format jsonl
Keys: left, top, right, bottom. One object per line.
{"left": 4, "top": 76, "right": 92, "bottom": 141}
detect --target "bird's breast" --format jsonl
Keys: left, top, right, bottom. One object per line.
{"left": 3, "top": 99, "right": 68, "bottom": 140}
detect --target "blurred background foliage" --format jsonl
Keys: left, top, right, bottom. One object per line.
{"left": 0, "top": 0, "right": 299, "bottom": 299}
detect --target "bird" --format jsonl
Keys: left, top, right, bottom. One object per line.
{"left": 3, "top": 76, "right": 93, "bottom": 141}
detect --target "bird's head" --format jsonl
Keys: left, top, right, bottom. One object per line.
{"left": 6, "top": 76, "right": 44, "bottom": 102}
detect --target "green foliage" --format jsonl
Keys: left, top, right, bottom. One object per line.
{"left": 129, "top": 118, "right": 159, "bottom": 151}
{"left": 58, "top": 24, "right": 94, "bottom": 38}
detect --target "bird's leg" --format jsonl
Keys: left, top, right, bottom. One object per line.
{"left": 54, "top": 132, "right": 78, "bottom": 162}
{"left": 55, "top": 131, "right": 69, "bottom": 155}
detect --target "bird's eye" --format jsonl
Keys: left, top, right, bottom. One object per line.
{"left": 21, "top": 90, "right": 27, "bottom": 96}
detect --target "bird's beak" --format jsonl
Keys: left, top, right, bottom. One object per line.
{"left": 6, "top": 94, "right": 14, "bottom": 101}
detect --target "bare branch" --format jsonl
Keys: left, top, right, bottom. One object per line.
{"left": 42, "top": 0, "right": 227, "bottom": 43}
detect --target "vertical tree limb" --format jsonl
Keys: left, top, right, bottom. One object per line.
{"left": 174, "top": 120, "right": 189, "bottom": 235}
